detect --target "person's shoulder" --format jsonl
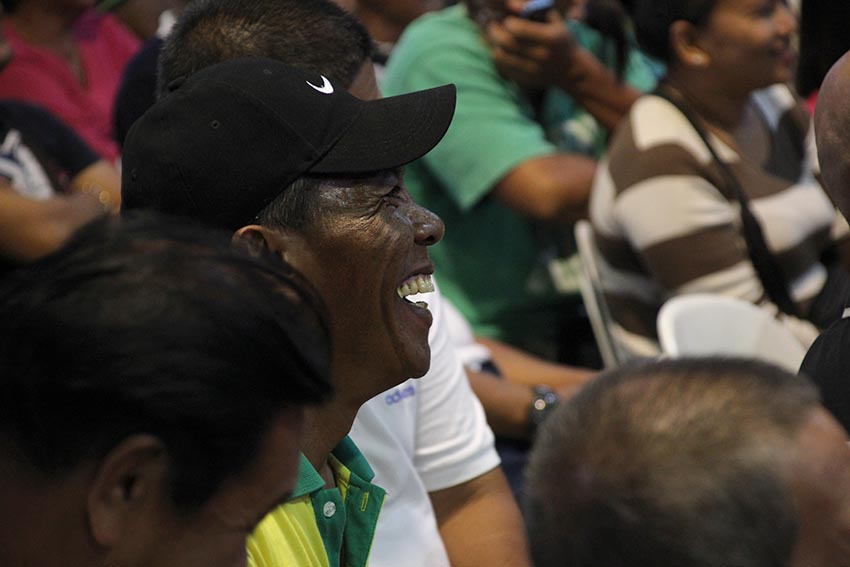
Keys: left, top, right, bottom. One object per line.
{"left": 602, "top": 94, "right": 709, "bottom": 194}
{"left": 391, "top": 5, "right": 484, "bottom": 63}
{"left": 384, "top": 6, "right": 500, "bottom": 97}
{"left": 248, "top": 494, "right": 327, "bottom": 567}
{"left": 613, "top": 94, "right": 717, "bottom": 163}
{"left": 405, "top": 5, "right": 478, "bottom": 39}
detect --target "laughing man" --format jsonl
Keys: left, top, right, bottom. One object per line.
{"left": 121, "top": 57, "right": 468, "bottom": 566}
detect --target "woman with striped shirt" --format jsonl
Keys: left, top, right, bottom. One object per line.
{"left": 590, "top": 0, "right": 849, "bottom": 354}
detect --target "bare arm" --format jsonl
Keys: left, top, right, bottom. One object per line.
{"left": 492, "top": 152, "right": 595, "bottom": 221}
{"left": 468, "top": 369, "right": 536, "bottom": 439}
{"left": 554, "top": 47, "right": 640, "bottom": 130}
{"left": 478, "top": 336, "right": 595, "bottom": 389}
{"left": 430, "top": 468, "right": 531, "bottom": 567}
{"left": 0, "top": 182, "right": 105, "bottom": 262}
{"left": 469, "top": 337, "right": 595, "bottom": 439}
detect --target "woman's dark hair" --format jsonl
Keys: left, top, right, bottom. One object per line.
{"left": 631, "top": 0, "right": 717, "bottom": 63}
{"left": 0, "top": 212, "right": 332, "bottom": 512}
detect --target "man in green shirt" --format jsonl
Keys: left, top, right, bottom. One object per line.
{"left": 382, "top": 0, "right": 658, "bottom": 360}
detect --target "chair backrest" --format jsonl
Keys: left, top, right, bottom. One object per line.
{"left": 574, "top": 219, "right": 634, "bottom": 368}
{"left": 656, "top": 293, "right": 807, "bottom": 372}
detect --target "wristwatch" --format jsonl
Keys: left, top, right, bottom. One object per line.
{"left": 528, "top": 385, "right": 560, "bottom": 436}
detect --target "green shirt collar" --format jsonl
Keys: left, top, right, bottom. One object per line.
{"left": 291, "top": 436, "right": 378, "bottom": 500}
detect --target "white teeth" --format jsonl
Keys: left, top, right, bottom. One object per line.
{"left": 414, "top": 301, "right": 429, "bottom": 309}
{"left": 397, "top": 274, "right": 434, "bottom": 299}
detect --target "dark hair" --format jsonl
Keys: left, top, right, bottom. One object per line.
{"left": 0, "top": 212, "right": 332, "bottom": 511}
{"left": 255, "top": 175, "right": 326, "bottom": 231}
{"left": 631, "top": 0, "right": 717, "bottom": 63}
{"left": 157, "top": 0, "right": 372, "bottom": 97}
{"left": 796, "top": 0, "right": 850, "bottom": 98}
{"left": 525, "top": 357, "right": 819, "bottom": 567}
{"left": 157, "top": 0, "right": 373, "bottom": 230}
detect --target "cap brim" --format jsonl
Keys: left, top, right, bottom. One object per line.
{"left": 310, "top": 84, "right": 456, "bottom": 174}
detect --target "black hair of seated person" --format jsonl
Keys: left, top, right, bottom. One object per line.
{"left": 156, "top": 0, "right": 372, "bottom": 99}
{"left": 0, "top": 211, "right": 332, "bottom": 512}
{"left": 0, "top": 0, "right": 17, "bottom": 13}
{"left": 524, "top": 357, "right": 819, "bottom": 567}
{"left": 156, "top": 0, "right": 373, "bottom": 232}
{"left": 796, "top": 0, "right": 850, "bottom": 98}
{"left": 630, "top": 0, "right": 716, "bottom": 64}
{"left": 463, "top": 0, "right": 630, "bottom": 78}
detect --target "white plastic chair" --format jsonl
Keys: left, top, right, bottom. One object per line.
{"left": 656, "top": 293, "right": 807, "bottom": 372}
{"left": 574, "top": 220, "right": 643, "bottom": 368}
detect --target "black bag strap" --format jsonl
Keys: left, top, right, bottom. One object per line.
{"left": 653, "top": 86, "right": 801, "bottom": 317}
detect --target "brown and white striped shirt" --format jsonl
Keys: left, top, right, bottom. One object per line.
{"left": 590, "top": 84, "right": 845, "bottom": 352}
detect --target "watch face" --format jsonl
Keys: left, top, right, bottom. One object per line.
{"left": 530, "top": 386, "right": 560, "bottom": 430}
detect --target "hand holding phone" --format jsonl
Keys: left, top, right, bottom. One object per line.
{"left": 519, "top": 0, "right": 555, "bottom": 22}
{"left": 489, "top": 0, "right": 579, "bottom": 91}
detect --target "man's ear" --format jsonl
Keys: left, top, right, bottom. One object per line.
{"left": 232, "top": 224, "right": 280, "bottom": 257}
{"left": 86, "top": 435, "right": 168, "bottom": 548}
{"left": 670, "top": 20, "right": 711, "bottom": 68}
{"left": 233, "top": 225, "right": 313, "bottom": 271}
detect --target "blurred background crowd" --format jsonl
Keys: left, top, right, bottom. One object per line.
{"left": 3, "top": 1, "right": 850, "bottom": 566}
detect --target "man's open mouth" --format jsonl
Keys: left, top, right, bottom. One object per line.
{"left": 397, "top": 274, "right": 435, "bottom": 309}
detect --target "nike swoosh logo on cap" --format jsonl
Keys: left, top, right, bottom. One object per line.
{"left": 306, "top": 76, "right": 334, "bottom": 94}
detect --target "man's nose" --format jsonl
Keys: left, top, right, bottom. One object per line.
{"left": 412, "top": 204, "right": 444, "bottom": 246}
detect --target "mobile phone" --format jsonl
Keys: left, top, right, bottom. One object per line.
{"left": 520, "top": 0, "right": 555, "bottom": 22}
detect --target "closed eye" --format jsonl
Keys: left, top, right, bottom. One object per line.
{"left": 383, "top": 186, "right": 404, "bottom": 206}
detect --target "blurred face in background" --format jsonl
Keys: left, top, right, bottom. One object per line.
{"left": 691, "top": 0, "right": 798, "bottom": 95}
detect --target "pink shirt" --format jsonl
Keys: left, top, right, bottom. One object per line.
{"left": 0, "top": 11, "right": 140, "bottom": 161}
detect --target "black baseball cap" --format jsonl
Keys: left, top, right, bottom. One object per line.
{"left": 121, "top": 56, "right": 456, "bottom": 230}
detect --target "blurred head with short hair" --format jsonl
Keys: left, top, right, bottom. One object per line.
{"left": 526, "top": 357, "right": 850, "bottom": 567}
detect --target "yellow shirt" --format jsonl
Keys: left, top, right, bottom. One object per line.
{"left": 247, "top": 437, "right": 386, "bottom": 567}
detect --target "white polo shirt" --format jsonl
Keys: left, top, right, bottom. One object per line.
{"left": 349, "top": 283, "right": 500, "bottom": 567}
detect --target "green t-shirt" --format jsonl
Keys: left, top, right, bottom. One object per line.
{"left": 382, "top": 5, "right": 658, "bottom": 355}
